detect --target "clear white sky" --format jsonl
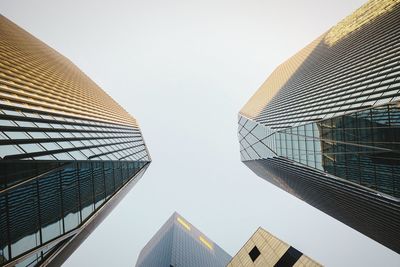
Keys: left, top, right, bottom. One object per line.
{"left": 2, "top": 0, "right": 400, "bottom": 266}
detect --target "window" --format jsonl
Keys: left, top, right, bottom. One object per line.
{"left": 275, "top": 246, "right": 302, "bottom": 267}
{"left": 249, "top": 246, "right": 261, "bottom": 262}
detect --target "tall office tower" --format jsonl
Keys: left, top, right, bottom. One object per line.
{"left": 238, "top": 0, "right": 400, "bottom": 253}
{"left": 0, "top": 16, "right": 151, "bottom": 266}
{"left": 136, "top": 212, "right": 231, "bottom": 267}
{"left": 228, "top": 228, "right": 321, "bottom": 267}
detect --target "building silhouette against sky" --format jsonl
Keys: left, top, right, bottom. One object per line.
{"left": 136, "top": 212, "right": 231, "bottom": 267}
{"left": 228, "top": 227, "right": 321, "bottom": 267}
{"left": 0, "top": 15, "right": 151, "bottom": 266}
{"left": 238, "top": 0, "right": 400, "bottom": 253}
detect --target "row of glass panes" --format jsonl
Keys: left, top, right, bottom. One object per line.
{"left": 258, "top": 91, "right": 399, "bottom": 129}
{"left": 0, "top": 108, "right": 135, "bottom": 131}
{"left": 0, "top": 117, "right": 138, "bottom": 134}
{"left": 0, "top": 135, "right": 146, "bottom": 161}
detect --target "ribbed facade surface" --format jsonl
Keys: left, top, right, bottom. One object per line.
{"left": 228, "top": 228, "right": 321, "bottom": 267}
{"left": 0, "top": 16, "right": 151, "bottom": 266}
{"left": 238, "top": 0, "right": 400, "bottom": 253}
{"left": 136, "top": 212, "right": 231, "bottom": 267}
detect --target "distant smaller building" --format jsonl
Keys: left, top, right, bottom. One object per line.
{"left": 228, "top": 228, "right": 321, "bottom": 267}
{"left": 135, "top": 212, "right": 231, "bottom": 267}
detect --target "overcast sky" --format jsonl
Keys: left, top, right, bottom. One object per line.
{"left": 2, "top": 0, "right": 400, "bottom": 266}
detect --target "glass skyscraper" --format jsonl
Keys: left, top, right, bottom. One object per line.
{"left": 0, "top": 16, "right": 151, "bottom": 266}
{"left": 136, "top": 212, "right": 231, "bottom": 267}
{"left": 228, "top": 227, "right": 321, "bottom": 267}
{"left": 238, "top": 0, "right": 400, "bottom": 253}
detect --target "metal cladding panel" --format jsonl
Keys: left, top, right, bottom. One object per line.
{"left": 136, "top": 212, "right": 231, "bottom": 267}
{"left": 0, "top": 15, "right": 136, "bottom": 127}
{"left": 0, "top": 15, "right": 151, "bottom": 267}
{"left": 238, "top": 0, "right": 400, "bottom": 254}
{"left": 227, "top": 227, "right": 321, "bottom": 267}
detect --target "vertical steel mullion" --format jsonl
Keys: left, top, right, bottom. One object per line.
{"left": 388, "top": 104, "right": 395, "bottom": 196}
{"left": 112, "top": 162, "right": 116, "bottom": 193}
{"left": 355, "top": 112, "right": 362, "bottom": 185}
{"left": 76, "top": 162, "right": 83, "bottom": 224}
{"left": 91, "top": 162, "right": 96, "bottom": 209}
{"left": 5, "top": 192, "right": 12, "bottom": 262}
{"left": 35, "top": 177, "right": 43, "bottom": 262}
{"left": 102, "top": 162, "right": 106, "bottom": 203}
{"left": 59, "top": 168, "right": 65, "bottom": 234}
{"left": 370, "top": 109, "right": 378, "bottom": 190}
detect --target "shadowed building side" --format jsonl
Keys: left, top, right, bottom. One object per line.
{"left": 238, "top": 0, "right": 400, "bottom": 254}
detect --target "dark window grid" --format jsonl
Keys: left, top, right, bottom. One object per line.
{"left": 2, "top": 138, "right": 137, "bottom": 160}
{"left": 118, "top": 148, "right": 148, "bottom": 161}
{"left": 0, "top": 163, "right": 69, "bottom": 195}
{"left": 90, "top": 144, "right": 147, "bottom": 161}
{"left": 0, "top": 106, "right": 138, "bottom": 132}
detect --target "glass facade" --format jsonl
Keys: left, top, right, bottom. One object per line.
{"left": 136, "top": 213, "right": 231, "bottom": 267}
{"left": 0, "top": 15, "right": 151, "bottom": 266}
{"left": 240, "top": 103, "right": 400, "bottom": 198}
{"left": 0, "top": 160, "right": 146, "bottom": 266}
{"left": 238, "top": 0, "right": 400, "bottom": 254}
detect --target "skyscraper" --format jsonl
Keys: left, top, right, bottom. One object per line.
{"left": 238, "top": 0, "right": 400, "bottom": 253}
{"left": 228, "top": 227, "right": 321, "bottom": 267}
{"left": 0, "top": 16, "right": 151, "bottom": 266}
{"left": 135, "top": 212, "right": 231, "bottom": 267}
